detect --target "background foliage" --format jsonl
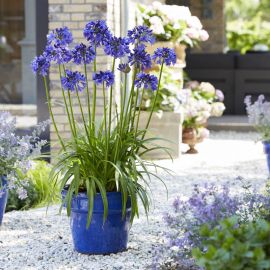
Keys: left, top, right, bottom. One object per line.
{"left": 226, "top": 0, "right": 270, "bottom": 53}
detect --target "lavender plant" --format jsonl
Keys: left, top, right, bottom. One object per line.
{"left": 153, "top": 180, "right": 270, "bottom": 269}
{"left": 0, "top": 111, "right": 48, "bottom": 199}
{"left": 245, "top": 95, "right": 270, "bottom": 141}
{"left": 32, "top": 21, "right": 176, "bottom": 226}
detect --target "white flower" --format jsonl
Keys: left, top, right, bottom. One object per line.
{"left": 199, "top": 29, "right": 209, "bottom": 41}
{"left": 200, "top": 82, "right": 216, "bottom": 96}
{"left": 187, "top": 16, "right": 203, "bottom": 30}
{"left": 211, "top": 102, "right": 225, "bottom": 117}
{"left": 149, "top": 16, "right": 165, "bottom": 35}
{"left": 184, "top": 28, "right": 200, "bottom": 40}
{"left": 152, "top": 1, "right": 163, "bottom": 11}
{"left": 17, "top": 186, "right": 28, "bottom": 200}
{"left": 162, "top": 5, "right": 191, "bottom": 24}
{"left": 198, "top": 127, "right": 210, "bottom": 139}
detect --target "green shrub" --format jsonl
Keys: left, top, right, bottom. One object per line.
{"left": 6, "top": 161, "right": 59, "bottom": 212}
{"left": 192, "top": 217, "right": 270, "bottom": 270}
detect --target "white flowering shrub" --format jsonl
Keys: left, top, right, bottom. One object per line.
{"left": 179, "top": 81, "right": 225, "bottom": 138}
{"left": 137, "top": 1, "right": 209, "bottom": 47}
{"left": 0, "top": 111, "right": 49, "bottom": 199}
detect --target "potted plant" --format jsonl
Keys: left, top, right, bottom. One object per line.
{"left": 245, "top": 95, "right": 270, "bottom": 173}
{"left": 180, "top": 81, "right": 225, "bottom": 153}
{"left": 32, "top": 20, "right": 176, "bottom": 254}
{"left": 0, "top": 111, "right": 48, "bottom": 225}
{"left": 137, "top": 1, "right": 209, "bottom": 65}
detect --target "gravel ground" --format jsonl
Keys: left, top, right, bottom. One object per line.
{"left": 0, "top": 131, "right": 268, "bottom": 270}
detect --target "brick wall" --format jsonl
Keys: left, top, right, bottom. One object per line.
{"left": 165, "top": 0, "right": 225, "bottom": 53}
{"left": 48, "top": 0, "right": 119, "bottom": 151}
{"left": 189, "top": 0, "right": 225, "bottom": 53}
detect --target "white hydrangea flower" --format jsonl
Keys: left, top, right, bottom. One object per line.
{"left": 187, "top": 16, "right": 203, "bottom": 30}
{"left": 211, "top": 102, "right": 226, "bottom": 117}
{"left": 149, "top": 16, "right": 165, "bottom": 35}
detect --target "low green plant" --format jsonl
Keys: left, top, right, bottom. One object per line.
{"left": 192, "top": 216, "right": 270, "bottom": 270}
{"left": 6, "top": 161, "right": 59, "bottom": 211}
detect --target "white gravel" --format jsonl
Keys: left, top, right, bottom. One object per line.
{"left": 0, "top": 131, "right": 268, "bottom": 270}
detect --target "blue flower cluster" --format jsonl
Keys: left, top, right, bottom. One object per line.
{"left": 127, "top": 25, "right": 155, "bottom": 45}
{"left": 32, "top": 20, "right": 177, "bottom": 94}
{"left": 47, "top": 26, "right": 73, "bottom": 47}
{"left": 104, "top": 36, "right": 130, "bottom": 58}
{"left": 128, "top": 44, "right": 152, "bottom": 70}
{"left": 61, "top": 70, "right": 86, "bottom": 92}
{"left": 93, "top": 71, "right": 115, "bottom": 88}
{"left": 134, "top": 73, "right": 158, "bottom": 91}
{"left": 83, "top": 20, "right": 112, "bottom": 47}
{"left": 117, "top": 63, "right": 130, "bottom": 73}
{"left": 72, "top": 43, "right": 96, "bottom": 65}
{"left": 32, "top": 54, "right": 51, "bottom": 76}
{"left": 152, "top": 47, "right": 177, "bottom": 66}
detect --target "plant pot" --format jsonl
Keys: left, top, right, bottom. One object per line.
{"left": 0, "top": 176, "right": 8, "bottom": 225}
{"left": 182, "top": 128, "right": 203, "bottom": 154}
{"left": 66, "top": 191, "right": 131, "bottom": 254}
{"left": 138, "top": 111, "right": 183, "bottom": 159}
{"left": 263, "top": 142, "right": 270, "bottom": 173}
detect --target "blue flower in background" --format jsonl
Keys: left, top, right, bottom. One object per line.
{"left": 152, "top": 47, "right": 176, "bottom": 66}
{"left": 134, "top": 72, "right": 158, "bottom": 91}
{"left": 47, "top": 26, "right": 73, "bottom": 47}
{"left": 93, "top": 71, "right": 114, "bottom": 88}
{"left": 117, "top": 63, "right": 131, "bottom": 73}
{"left": 72, "top": 43, "right": 96, "bottom": 64}
{"left": 128, "top": 44, "right": 152, "bottom": 70}
{"left": 84, "top": 20, "right": 112, "bottom": 47}
{"left": 104, "top": 36, "right": 130, "bottom": 58}
{"left": 61, "top": 70, "right": 86, "bottom": 92}
{"left": 31, "top": 54, "right": 50, "bottom": 76}
{"left": 44, "top": 45, "right": 72, "bottom": 64}
{"left": 127, "top": 25, "right": 155, "bottom": 45}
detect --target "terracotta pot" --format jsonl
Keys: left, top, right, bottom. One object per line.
{"left": 182, "top": 128, "right": 203, "bottom": 154}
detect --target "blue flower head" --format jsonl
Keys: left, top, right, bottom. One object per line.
{"left": 44, "top": 45, "right": 72, "bottom": 64}
{"left": 47, "top": 27, "right": 73, "bottom": 47}
{"left": 117, "top": 63, "right": 131, "bottom": 73}
{"left": 61, "top": 70, "right": 86, "bottom": 92}
{"left": 83, "top": 20, "right": 112, "bottom": 47}
{"left": 104, "top": 36, "right": 130, "bottom": 58}
{"left": 93, "top": 71, "right": 114, "bottom": 88}
{"left": 127, "top": 25, "right": 155, "bottom": 45}
{"left": 31, "top": 54, "right": 50, "bottom": 76}
{"left": 152, "top": 47, "right": 176, "bottom": 66}
{"left": 134, "top": 72, "right": 158, "bottom": 91}
{"left": 72, "top": 43, "right": 96, "bottom": 65}
{"left": 128, "top": 44, "right": 152, "bottom": 70}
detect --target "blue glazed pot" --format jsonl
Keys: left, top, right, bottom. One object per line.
{"left": 264, "top": 142, "right": 270, "bottom": 173}
{"left": 0, "top": 176, "right": 8, "bottom": 226}
{"left": 68, "top": 191, "right": 131, "bottom": 254}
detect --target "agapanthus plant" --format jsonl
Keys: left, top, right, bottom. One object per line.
{"left": 0, "top": 111, "right": 48, "bottom": 199}
{"left": 245, "top": 95, "right": 270, "bottom": 142}
{"left": 137, "top": 2, "right": 209, "bottom": 47}
{"left": 32, "top": 20, "right": 176, "bottom": 226}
